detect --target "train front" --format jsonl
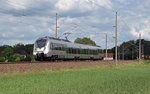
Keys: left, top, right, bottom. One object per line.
{"left": 33, "top": 38, "right": 49, "bottom": 61}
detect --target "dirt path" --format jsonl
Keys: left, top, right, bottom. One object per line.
{"left": 0, "top": 60, "right": 138, "bottom": 74}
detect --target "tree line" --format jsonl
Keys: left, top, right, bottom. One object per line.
{"left": 0, "top": 37, "right": 150, "bottom": 62}
{"left": 105, "top": 39, "right": 150, "bottom": 60}
{"left": 0, "top": 43, "right": 34, "bottom": 62}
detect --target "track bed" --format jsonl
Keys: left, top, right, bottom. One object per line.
{"left": 0, "top": 60, "right": 138, "bottom": 74}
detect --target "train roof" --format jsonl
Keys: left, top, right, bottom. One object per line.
{"left": 37, "top": 36, "right": 102, "bottom": 49}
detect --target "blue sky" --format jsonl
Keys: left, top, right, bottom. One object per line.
{"left": 0, "top": 0, "right": 150, "bottom": 49}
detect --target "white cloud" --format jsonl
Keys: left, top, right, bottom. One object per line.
{"left": 1, "top": 39, "right": 34, "bottom": 46}
{"left": 7, "top": 0, "right": 27, "bottom": 10}
{"left": 130, "top": 27, "right": 138, "bottom": 38}
{"left": 139, "top": 28, "right": 150, "bottom": 39}
{"left": 55, "top": 0, "right": 112, "bottom": 13}
{"left": 90, "top": 34, "right": 95, "bottom": 39}
{"left": 91, "top": 0, "right": 112, "bottom": 9}
{"left": 1, "top": 0, "right": 150, "bottom": 49}
{"left": 17, "top": 34, "right": 25, "bottom": 38}
{"left": 48, "top": 27, "right": 55, "bottom": 34}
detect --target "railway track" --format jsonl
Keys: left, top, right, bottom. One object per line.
{"left": 0, "top": 60, "right": 109, "bottom": 64}
{"left": 0, "top": 60, "right": 138, "bottom": 74}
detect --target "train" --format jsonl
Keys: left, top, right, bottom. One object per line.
{"left": 33, "top": 36, "right": 104, "bottom": 61}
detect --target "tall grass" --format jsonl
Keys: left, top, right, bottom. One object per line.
{"left": 0, "top": 62, "right": 150, "bottom": 94}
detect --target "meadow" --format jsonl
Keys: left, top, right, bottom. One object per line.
{"left": 0, "top": 62, "right": 150, "bottom": 94}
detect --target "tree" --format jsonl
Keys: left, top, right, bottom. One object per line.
{"left": 13, "top": 43, "right": 26, "bottom": 54}
{"left": 0, "top": 57, "right": 5, "bottom": 62}
{"left": 74, "top": 37, "right": 96, "bottom": 46}
{"left": 24, "top": 44, "right": 34, "bottom": 54}
{"left": 8, "top": 55, "right": 16, "bottom": 62}
{"left": 2, "top": 47, "right": 14, "bottom": 60}
{"left": 119, "top": 40, "right": 138, "bottom": 60}
{"left": 13, "top": 43, "right": 34, "bottom": 55}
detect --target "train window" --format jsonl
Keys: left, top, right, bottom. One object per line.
{"left": 78, "top": 49, "right": 80, "bottom": 54}
{"left": 72, "top": 48, "right": 75, "bottom": 54}
{"left": 36, "top": 39, "right": 47, "bottom": 48}
{"left": 68, "top": 48, "right": 71, "bottom": 53}
{"left": 73, "top": 48, "right": 75, "bottom": 54}
{"left": 82, "top": 49, "right": 84, "bottom": 54}
{"left": 84, "top": 49, "right": 86, "bottom": 54}
{"left": 77, "top": 48, "right": 79, "bottom": 54}
{"left": 85, "top": 49, "right": 88, "bottom": 54}
{"left": 62, "top": 45, "right": 65, "bottom": 51}
{"left": 71, "top": 48, "right": 73, "bottom": 54}
{"left": 91, "top": 50, "right": 93, "bottom": 54}
{"left": 98, "top": 49, "right": 102, "bottom": 53}
{"left": 72, "top": 48, "right": 74, "bottom": 54}
{"left": 89, "top": 50, "right": 92, "bottom": 54}
{"left": 80, "top": 49, "right": 82, "bottom": 54}
{"left": 50, "top": 43, "right": 66, "bottom": 51}
{"left": 50, "top": 43, "right": 53, "bottom": 50}
{"left": 94, "top": 50, "right": 97, "bottom": 55}
{"left": 83, "top": 49, "right": 85, "bottom": 54}
{"left": 75, "top": 48, "right": 78, "bottom": 54}
{"left": 93, "top": 50, "right": 95, "bottom": 55}
{"left": 59, "top": 44, "right": 63, "bottom": 50}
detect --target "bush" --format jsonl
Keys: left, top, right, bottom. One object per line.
{"left": 23, "top": 55, "right": 32, "bottom": 61}
{"left": 15, "top": 57, "right": 21, "bottom": 62}
{"left": 8, "top": 55, "right": 16, "bottom": 62}
{"left": 30, "top": 55, "right": 35, "bottom": 62}
{"left": 0, "top": 57, "right": 5, "bottom": 62}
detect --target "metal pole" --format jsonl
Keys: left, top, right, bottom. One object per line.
{"left": 142, "top": 43, "right": 144, "bottom": 60}
{"left": 115, "top": 12, "right": 118, "bottom": 65}
{"left": 123, "top": 46, "right": 124, "bottom": 60}
{"left": 106, "top": 33, "right": 108, "bottom": 60}
{"left": 0, "top": 47, "right": 2, "bottom": 57}
{"left": 139, "top": 33, "right": 141, "bottom": 61}
{"left": 56, "top": 13, "right": 58, "bottom": 39}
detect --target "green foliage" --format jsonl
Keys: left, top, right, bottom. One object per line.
{"left": 119, "top": 40, "right": 138, "bottom": 60}
{"left": 0, "top": 43, "right": 34, "bottom": 62}
{"left": 13, "top": 43, "right": 26, "bottom": 54}
{"left": 8, "top": 55, "right": 16, "bottom": 62}
{"left": 23, "top": 55, "right": 32, "bottom": 61}
{"left": 2, "top": 47, "right": 14, "bottom": 59}
{"left": 15, "top": 57, "right": 21, "bottom": 62}
{"left": 74, "top": 37, "right": 96, "bottom": 46}
{"left": 0, "top": 63, "right": 150, "bottom": 94}
{"left": 0, "top": 57, "right": 5, "bottom": 62}
{"left": 8, "top": 55, "right": 24, "bottom": 62}
{"left": 24, "top": 44, "right": 34, "bottom": 54}
{"left": 30, "top": 55, "right": 35, "bottom": 62}
{"left": 13, "top": 43, "right": 33, "bottom": 55}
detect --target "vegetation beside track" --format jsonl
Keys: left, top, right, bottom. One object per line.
{"left": 0, "top": 61, "right": 150, "bottom": 94}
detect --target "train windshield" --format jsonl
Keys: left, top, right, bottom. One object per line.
{"left": 36, "top": 39, "right": 47, "bottom": 48}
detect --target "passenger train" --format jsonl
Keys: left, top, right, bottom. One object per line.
{"left": 33, "top": 36, "right": 104, "bottom": 61}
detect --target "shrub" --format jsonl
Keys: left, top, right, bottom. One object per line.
{"left": 8, "top": 55, "right": 16, "bottom": 62}
{"left": 23, "top": 55, "right": 32, "bottom": 61}
{"left": 0, "top": 57, "right": 5, "bottom": 62}
{"left": 15, "top": 57, "right": 21, "bottom": 62}
{"left": 30, "top": 55, "right": 35, "bottom": 62}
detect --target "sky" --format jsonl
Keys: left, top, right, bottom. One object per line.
{"left": 0, "top": 0, "right": 150, "bottom": 49}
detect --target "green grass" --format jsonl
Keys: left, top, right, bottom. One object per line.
{"left": 0, "top": 62, "right": 150, "bottom": 94}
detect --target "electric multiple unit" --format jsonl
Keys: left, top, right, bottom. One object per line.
{"left": 33, "top": 36, "right": 104, "bottom": 61}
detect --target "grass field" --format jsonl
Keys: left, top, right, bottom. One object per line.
{"left": 0, "top": 62, "right": 150, "bottom": 94}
